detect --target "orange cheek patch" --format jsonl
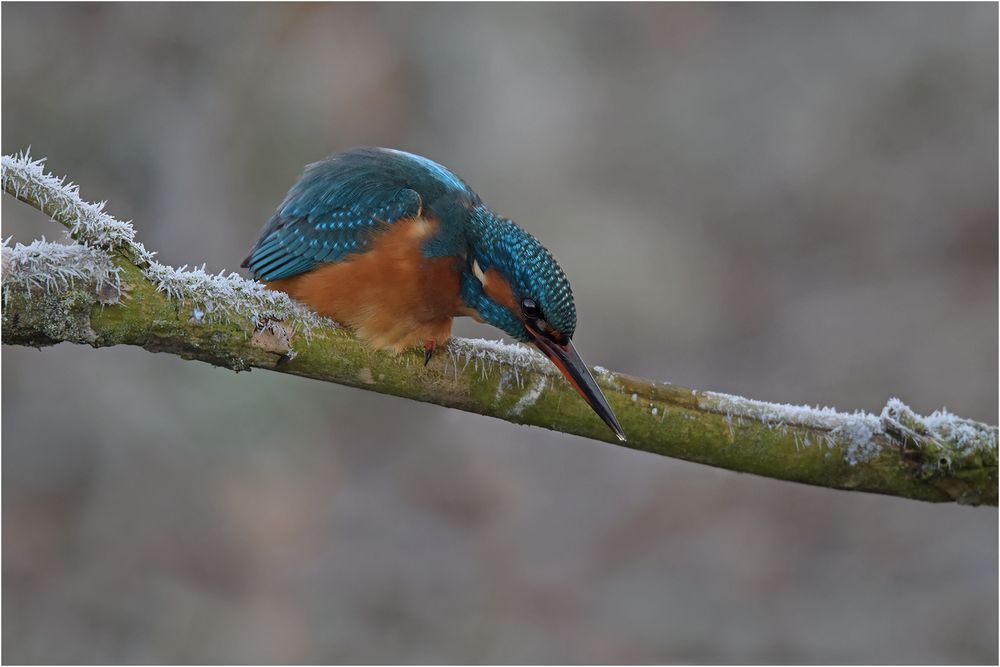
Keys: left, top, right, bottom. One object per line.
{"left": 482, "top": 268, "right": 518, "bottom": 312}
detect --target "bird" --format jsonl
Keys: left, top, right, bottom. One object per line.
{"left": 242, "top": 147, "right": 625, "bottom": 441}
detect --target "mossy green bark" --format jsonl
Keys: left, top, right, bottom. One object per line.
{"left": 3, "top": 262, "right": 996, "bottom": 506}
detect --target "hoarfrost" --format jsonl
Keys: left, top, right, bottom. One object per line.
{"left": 493, "top": 369, "right": 516, "bottom": 406}
{"left": 508, "top": 374, "right": 547, "bottom": 417}
{"left": 2, "top": 152, "right": 156, "bottom": 263}
{"left": 881, "top": 397, "right": 996, "bottom": 455}
{"left": 924, "top": 408, "right": 997, "bottom": 453}
{"left": 446, "top": 337, "right": 552, "bottom": 379}
{"left": 2, "top": 151, "right": 329, "bottom": 337}
{"left": 2, "top": 237, "right": 120, "bottom": 301}
{"left": 700, "top": 391, "right": 996, "bottom": 465}
{"left": 143, "top": 261, "right": 328, "bottom": 334}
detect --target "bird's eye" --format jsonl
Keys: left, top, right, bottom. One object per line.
{"left": 521, "top": 298, "right": 541, "bottom": 319}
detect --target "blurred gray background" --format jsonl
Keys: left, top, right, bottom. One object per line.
{"left": 3, "top": 3, "right": 997, "bottom": 664}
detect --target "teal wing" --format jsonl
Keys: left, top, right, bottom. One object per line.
{"left": 242, "top": 161, "right": 423, "bottom": 281}
{"left": 243, "top": 147, "right": 479, "bottom": 281}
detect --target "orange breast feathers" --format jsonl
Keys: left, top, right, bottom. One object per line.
{"left": 266, "top": 217, "right": 463, "bottom": 352}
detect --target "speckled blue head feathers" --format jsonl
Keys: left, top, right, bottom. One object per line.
{"left": 461, "top": 207, "right": 576, "bottom": 343}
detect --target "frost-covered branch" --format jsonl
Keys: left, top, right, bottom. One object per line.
{"left": 1, "top": 152, "right": 327, "bottom": 333}
{"left": 2, "top": 152, "right": 997, "bottom": 506}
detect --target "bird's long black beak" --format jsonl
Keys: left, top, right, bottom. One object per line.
{"left": 529, "top": 332, "right": 626, "bottom": 442}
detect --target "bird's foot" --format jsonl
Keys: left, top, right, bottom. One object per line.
{"left": 423, "top": 339, "right": 437, "bottom": 366}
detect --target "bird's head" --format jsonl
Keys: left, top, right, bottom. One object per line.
{"left": 462, "top": 207, "right": 625, "bottom": 441}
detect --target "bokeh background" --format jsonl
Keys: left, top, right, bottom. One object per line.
{"left": 3, "top": 3, "right": 997, "bottom": 664}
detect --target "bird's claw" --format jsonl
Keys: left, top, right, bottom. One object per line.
{"left": 423, "top": 339, "right": 436, "bottom": 366}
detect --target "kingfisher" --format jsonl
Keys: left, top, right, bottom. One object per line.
{"left": 242, "top": 147, "right": 625, "bottom": 441}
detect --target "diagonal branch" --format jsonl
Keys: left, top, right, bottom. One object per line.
{"left": 2, "top": 152, "right": 996, "bottom": 506}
